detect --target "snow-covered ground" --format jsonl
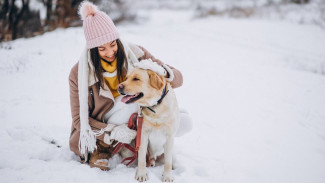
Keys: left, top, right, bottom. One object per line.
{"left": 1, "top": 10, "right": 325, "bottom": 183}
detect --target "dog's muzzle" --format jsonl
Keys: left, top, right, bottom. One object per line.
{"left": 118, "top": 84, "right": 126, "bottom": 95}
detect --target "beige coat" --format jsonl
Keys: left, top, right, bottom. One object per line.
{"left": 69, "top": 45, "right": 183, "bottom": 157}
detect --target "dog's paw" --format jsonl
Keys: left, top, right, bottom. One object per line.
{"left": 135, "top": 168, "right": 148, "bottom": 182}
{"left": 162, "top": 172, "right": 174, "bottom": 182}
{"left": 149, "top": 158, "right": 156, "bottom": 167}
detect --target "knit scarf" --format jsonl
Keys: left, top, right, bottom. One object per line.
{"left": 101, "top": 59, "right": 120, "bottom": 98}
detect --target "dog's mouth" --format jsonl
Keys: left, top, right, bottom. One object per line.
{"left": 121, "top": 92, "right": 144, "bottom": 104}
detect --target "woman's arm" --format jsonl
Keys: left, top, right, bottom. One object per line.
{"left": 137, "top": 46, "right": 183, "bottom": 88}
{"left": 69, "top": 63, "right": 106, "bottom": 141}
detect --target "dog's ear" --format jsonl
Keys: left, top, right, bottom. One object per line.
{"left": 148, "top": 70, "right": 164, "bottom": 90}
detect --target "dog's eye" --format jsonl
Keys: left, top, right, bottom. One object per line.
{"left": 133, "top": 78, "right": 139, "bottom": 81}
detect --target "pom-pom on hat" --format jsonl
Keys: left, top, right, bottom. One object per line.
{"left": 78, "top": 1, "right": 119, "bottom": 49}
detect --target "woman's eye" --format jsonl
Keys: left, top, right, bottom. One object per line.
{"left": 111, "top": 44, "right": 116, "bottom": 47}
{"left": 133, "top": 78, "right": 139, "bottom": 81}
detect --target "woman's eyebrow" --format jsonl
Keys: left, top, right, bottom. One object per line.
{"left": 110, "top": 41, "right": 116, "bottom": 45}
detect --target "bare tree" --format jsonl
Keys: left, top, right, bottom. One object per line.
{"left": 0, "top": 0, "right": 39, "bottom": 41}
{"left": 0, "top": 0, "right": 135, "bottom": 42}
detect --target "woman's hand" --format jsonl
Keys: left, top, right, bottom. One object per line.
{"left": 109, "top": 124, "right": 136, "bottom": 144}
{"left": 103, "top": 123, "right": 116, "bottom": 145}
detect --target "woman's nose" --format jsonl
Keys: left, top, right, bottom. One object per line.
{"left": 106, "top": 50, "right": 115, "bottom": 57}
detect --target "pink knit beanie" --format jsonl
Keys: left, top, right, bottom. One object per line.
{"left": 78, "top": 1, "right": 119, "bottom": 49}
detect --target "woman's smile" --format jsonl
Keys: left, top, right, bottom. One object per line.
{"left": 98, "top": 40, "right": 118, "bottom": 62}
{"left": 104, "top": 55, "right": 116, "bottom": 62}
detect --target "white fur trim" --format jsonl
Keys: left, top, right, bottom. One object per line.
{"left": 99, "top": 84, "right": 114, "bottom": 99}
{"left": 162, "top": 64, "right": 175, "bottom": 82}
{"left": 134, "top": 59, "right": 167, "bottom": 76}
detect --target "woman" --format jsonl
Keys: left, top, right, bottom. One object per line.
{"left": 69, "top": 1, "right": 190, "bottom": 170}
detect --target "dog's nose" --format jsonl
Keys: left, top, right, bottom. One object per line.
{"left": 118, "top": 84, "right": 124, "bottom": 90}
{"left": 118, "top": 84, "right": 125, "bottom": 95}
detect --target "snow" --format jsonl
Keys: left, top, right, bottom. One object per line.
{"left": 1, "top": 9, "right": 325, "bottom": 183}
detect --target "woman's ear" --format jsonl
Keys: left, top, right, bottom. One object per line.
{"left": 147, "top": 70, "right": 164, "bottom": 90}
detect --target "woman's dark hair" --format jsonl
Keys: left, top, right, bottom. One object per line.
{"left": 90, "top": 39, "right": 127, "bottom": 88}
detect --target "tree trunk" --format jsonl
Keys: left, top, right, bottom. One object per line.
{"left": 0, "top": 0, "right": 10, "bottom": 41}
{"left": 12, "top": 0, "right": 29, "bottom": 39}
{"left": 45, "top": 0, "right": 53, "bottom": 26}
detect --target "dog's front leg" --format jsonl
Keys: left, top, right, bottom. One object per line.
{"left": 135, "top": 132, "right": 149, "bottom": 182}
{"left": 162, "top": 136, "right": 174, "bottom": 182}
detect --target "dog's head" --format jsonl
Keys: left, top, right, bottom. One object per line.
{"left": 118, "top": 68, "right": 166, "bottom": 106}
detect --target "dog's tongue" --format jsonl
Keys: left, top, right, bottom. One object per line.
{"left": 121, "top": 95, "right": 133, "bottom": 103}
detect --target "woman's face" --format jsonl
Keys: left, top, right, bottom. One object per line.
{"left": 98, "top": 40, "right": 118, "bottom": 62}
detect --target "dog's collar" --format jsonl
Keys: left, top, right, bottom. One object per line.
{"left": 157, "top": 85, "right": 168, "bottom": 105}
{"left": 146, "top": 85, "right": 169, "bottom": 113}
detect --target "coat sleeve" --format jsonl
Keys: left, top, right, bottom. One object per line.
{"left": 137, "top": 46, "right": 183, "bottom": 88}
{"left": 69, "top": 63, "right": 105, "bottom": 142}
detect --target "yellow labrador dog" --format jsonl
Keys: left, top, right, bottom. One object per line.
{"left": 118, "top": 68, "right": 180, "bottom": 182}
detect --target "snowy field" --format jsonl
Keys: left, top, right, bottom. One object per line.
{"left": 1, "top": 10, "right": 325, "bottom": 183}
